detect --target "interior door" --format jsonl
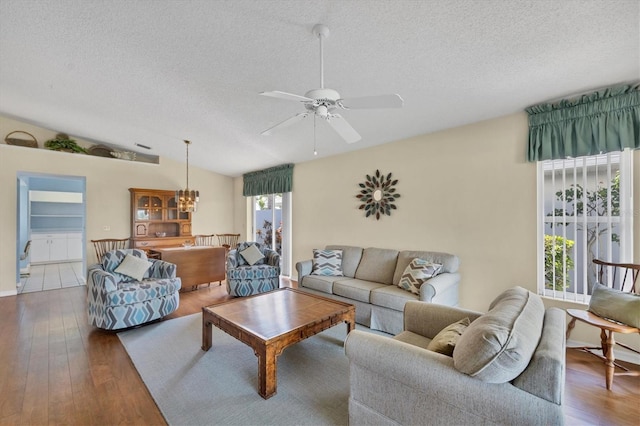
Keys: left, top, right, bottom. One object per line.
{"left": 253, "top": 192, "right": 291, "bottom": 276}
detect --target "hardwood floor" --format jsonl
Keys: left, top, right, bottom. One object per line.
{"left": 1, "top": 280, "right": 638, "bottom": 425}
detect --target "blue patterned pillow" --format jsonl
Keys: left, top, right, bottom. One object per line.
{"left": 311, "top": 249, "right": 343, "bottom": 276}
{"left": 398, "top": 258, "right": 442, "bottom": 294}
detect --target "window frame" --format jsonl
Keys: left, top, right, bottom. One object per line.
{"left": 536, "top": 149, "right": 634, "bottom": 303}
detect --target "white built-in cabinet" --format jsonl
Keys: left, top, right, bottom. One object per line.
{"left": 30, "top": 232, "right": 83, "bottom": 264}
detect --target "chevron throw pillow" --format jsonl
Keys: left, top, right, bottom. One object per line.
{"left": 398, "top": 258, "right": 442, "bottom": 295}
{"left": 311, "top": 249, "right": 344, "bottom": 276}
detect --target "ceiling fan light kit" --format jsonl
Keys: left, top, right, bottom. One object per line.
{"left": 260, "top": 23, "right": 403, "bottom": 148}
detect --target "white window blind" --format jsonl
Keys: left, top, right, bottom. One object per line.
{"left": 537, "top": 150, "right": 634, "bottom": 302}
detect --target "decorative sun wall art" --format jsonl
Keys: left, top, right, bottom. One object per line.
{"left": 356, "top": 169, "right": 400, "bottom": 220}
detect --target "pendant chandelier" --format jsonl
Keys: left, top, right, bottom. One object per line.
{"left": 175, "top": 139, "right": 199, "bottom": 213}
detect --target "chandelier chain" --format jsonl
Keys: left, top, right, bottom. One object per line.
{"left": 185, "top": 140, "right": 189, "bottom": 190}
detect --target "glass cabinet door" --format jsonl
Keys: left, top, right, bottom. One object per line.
{"left": 136, "top": 195, "right": 163, "bottom": 220}
{"left": 148, "top": 196, "right": 163, "bottom": 220}
{"left": 136, "top": 196, "right": 150, "bottom": 220}
{"left": 167, "top": 197, "right": 178, "bottom": 220}
{"left": 167, "top": 196, "right": 190, "bottom": 220}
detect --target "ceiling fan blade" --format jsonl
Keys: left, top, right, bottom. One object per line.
{"left": 339, "top": 94, "right": 404, "bottom": 109}
{"left": 261, "top": 112, "right": 309, "bottom": 136}
{"left": 259, "top": 91, "right": 314, "bottom": 102}
{"left": 326, "top": 114, "right": 361, "bottom": 144}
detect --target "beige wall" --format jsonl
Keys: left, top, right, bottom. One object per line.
{"left": 291, "top": 113, "right": 538, "bottom": 310}
{"left": 6, "top": 110, "right": 639, "bottom": 358}
{"left": 236, "top": 111, "right": 640, "bottom": 357}
{"left": 1, "top": 115, "right": 235, "bottom": 295}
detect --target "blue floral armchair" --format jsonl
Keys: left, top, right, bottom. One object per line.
{"left": 87, "top": 249, "right": 181, "bottom": 330}
{"left": 226, "top": 242, "right": 280, "bottom": 296}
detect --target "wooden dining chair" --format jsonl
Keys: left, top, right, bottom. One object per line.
{"left": 216, "top": 233, "right": 240, "bottom": 250}
{"left": 566, "top": 259, "right": 640, "bottom": 390}
{"left": 195, "top": 234, "right": 216, "bottom": 246}
{"left": 90, "top": 238, "right": 130, "bottom": 261}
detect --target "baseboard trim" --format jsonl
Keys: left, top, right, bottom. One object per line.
{"left": 1, "top": 288, "right": 18, "bottom": 298}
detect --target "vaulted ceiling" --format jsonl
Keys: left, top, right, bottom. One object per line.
{"left": 1, "top": 0, "right": 638, "bottom": 176}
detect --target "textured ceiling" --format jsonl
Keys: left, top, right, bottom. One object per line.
{"left": 1, "top": 0, "right": 638, "bottom": 177}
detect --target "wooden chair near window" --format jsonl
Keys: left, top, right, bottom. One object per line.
{"left": 566, "top": 259, "right": 640, "bottom": 390}
{"left": 216, "top": 233, "right": 240, "bottom": 250}
{"left": 195, "top": 234, "right": 216, "bottom": 246}
{"left": 90, "top": 238, "right": 130, "bottom": 262}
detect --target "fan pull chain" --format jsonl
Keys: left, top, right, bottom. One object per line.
{"left": 313, "top": 114, "right": 318, "bottom": 156}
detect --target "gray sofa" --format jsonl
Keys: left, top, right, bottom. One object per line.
{"left": 345, "top": 287, "right": 566, "bottom": 425}
{"left": 296, "top": 245, "right": 460, "bottom": 335}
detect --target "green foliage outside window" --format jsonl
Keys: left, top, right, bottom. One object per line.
{"left": 548, "top": 171, "right": 620, "bottom": 288}
{"left": 544, "top": 235, "right": 575, "bottom": 290}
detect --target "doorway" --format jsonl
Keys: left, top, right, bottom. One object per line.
{"left": 252, "top": 192, "right": 292, "bottom": 276}
{"left": 16, "top": 172, "right": 87, "bottom": 294}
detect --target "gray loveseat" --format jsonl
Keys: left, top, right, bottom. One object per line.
{"left": 296, "top": 245, "right": 460, "bottom": 334}
{"left": 345, "top": 287, "right": 566, "bottom": 425}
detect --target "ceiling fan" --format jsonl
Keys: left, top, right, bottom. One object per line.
{"left": 260, "top": 24, "right": 403, "bottom": 144}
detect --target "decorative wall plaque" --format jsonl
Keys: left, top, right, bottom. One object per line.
{"left": 356, "top": 169, "right": 400, "bottom": 220}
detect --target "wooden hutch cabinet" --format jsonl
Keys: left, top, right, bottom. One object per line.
{"left": 129, "top": 188, "right": 195, "bottom": 251}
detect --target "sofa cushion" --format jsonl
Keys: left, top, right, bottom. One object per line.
{"left": 235, "top": 242, "right": 265, "bottom": 266}
{"left": 105, "top": 278, "right": 181, "bottom": 307}
{"left": 227, "top": 264, "right": 279, "bottom": 281}
{"left": 239, "top": 243, "right": 265, "bottom": 266}
{"left": 333, "top": 279, "right": 388, "bottom": 303}
{"left": 393, "top": 250, "right": 459, "bottom": 285}
{"left": 426, "top": 317, "right": 470, "bottom": 356}
{"left": 114, "top": 253, "right": 152, "bottom": 282}
{"left": 326, "top": 245, "right": 363, "bottom": 278}
{"left": 453, "top": 286, "right": 544, "bottom": 383}
{"left": 355, "top": 248, "right": 399, "bottom": 285}
{"left": 370, "top": 285, "right": 418, "bottom": 312}
{"left": 102, "top": 249, "right": 149, "bottom": 283}
{"left": 397, "top": 258, "right": 442, "bottom": 295}
{"left": 393, "top": 331, "right": 433, "bottom": 350}
{"left": 301, "top": 274, "right": 346, "bottom": 294}
{"left": 311, "top": 249, "right": 343, "bottom": 276}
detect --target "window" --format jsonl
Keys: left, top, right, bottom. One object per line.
{"left": 537, "top": 150, "right": 634, "bottom": 302}
{"left": 252, "top": 192, "right": 292, "bottom": 276}
{"left": 254, "top": 193, "right": 283, "bottom": 254}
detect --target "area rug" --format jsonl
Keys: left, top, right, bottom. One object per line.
{"left": 118, "top": 313, "right": 383, "bottom": 426}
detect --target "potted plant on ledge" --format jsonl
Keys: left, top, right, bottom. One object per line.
{"left": 44, "top": 133, "right": 88, "bottom": 154}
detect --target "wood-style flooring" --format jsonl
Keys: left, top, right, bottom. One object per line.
{"left": 0, "top": 280, "right": 638, "bottom": 425}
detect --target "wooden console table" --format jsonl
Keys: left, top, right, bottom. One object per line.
{"left": 152, "top": 246, "right": 226, "bottom": 291}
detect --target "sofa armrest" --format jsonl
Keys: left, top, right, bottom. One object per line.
{"left": 419, "top": 272, "right": 460, "bottom": 305}
{"left": 88, "top": 268, "right": 118, "bottom": 293}
{"left": 512, "top": 308, "right": 566, "bottom": 404}
{"left": 148, "top": 259, "right": 177, "bottom": 279}
{"left": 264, "top": 248, "right": 280, "bottom": 267}
{"left": 295, "top": 259, "right": 312, "bottom": 281}
{"left": 403, "top": 301, "right": 483, "bottom": 338}
{"left": 227, "top": 249, "right": 239, "bottom": 270}
{"left": 345, "top": 330, "right": 563, "bottom": 425}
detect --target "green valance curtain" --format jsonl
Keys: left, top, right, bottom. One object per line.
{"left": 526, "top": 84, "right": 639, "bottom": 162}
{"left": 242, "top": 163, "right": 294, "bottom": 196}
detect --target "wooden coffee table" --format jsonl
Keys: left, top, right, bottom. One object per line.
{"left": 201, "top": 288, "right": 355, "bottom": 399}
